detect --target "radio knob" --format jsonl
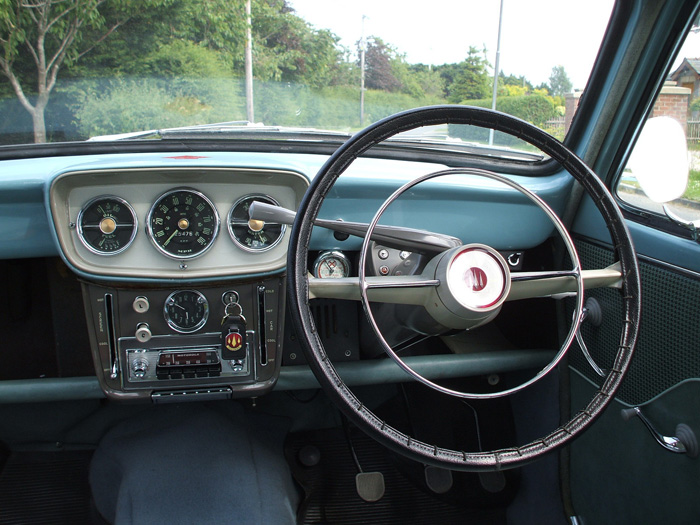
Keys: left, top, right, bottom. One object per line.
{"left": 135, "top": 323, "right": 152, "bottom": 343}
{"left": 132, "top": 357, "right": 149, "bottom": 378}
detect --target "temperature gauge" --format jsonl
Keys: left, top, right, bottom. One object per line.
{"left": 313, "top": 251, "right": 351, "bottom": 279}
{"left": 228, "top": 194, "right": 286, "bottom": 252}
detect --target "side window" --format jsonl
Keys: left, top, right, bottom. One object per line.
{"left": 616, "top": 48, "right": 700, "bottom": 228}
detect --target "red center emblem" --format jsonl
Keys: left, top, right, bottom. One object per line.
{"left": 225, "top": 332, "right": 243, "bottom": 351}
{"left": 465, "top": 267, "right": 488, "bottom": 292}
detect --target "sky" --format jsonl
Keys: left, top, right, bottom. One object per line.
{"left": 289, "top": 0, "right": 616, "bottom": 90}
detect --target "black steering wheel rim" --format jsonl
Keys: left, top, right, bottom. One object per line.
{"left": 287, "top": 105, "right": 640, "bottom": 471}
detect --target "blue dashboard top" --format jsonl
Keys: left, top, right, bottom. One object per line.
{"left": 0, "top": 150, "right": 572, "bottom": 275}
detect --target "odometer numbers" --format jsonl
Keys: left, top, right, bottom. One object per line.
{"left": 147, "top": 189, "right": 219, "bottom": 259}
{"left": 77, "top": 196, "right": 137, "bottom": 255}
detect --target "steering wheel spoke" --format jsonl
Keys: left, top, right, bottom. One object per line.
{"left": 508, "top": 262, "right": 622, "bottom": 301}
{"left": 309, "top": 274, "right": 439, "bottom": 305}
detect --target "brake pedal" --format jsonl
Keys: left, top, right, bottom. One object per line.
{"left": 479, "top": 471, "right": 506, "bottom": 493}
{"left": 356, "top": 471, "right": 385, "bottom": 502}
{"left": 424, "top": 465, "right": 453, "bottom": 494}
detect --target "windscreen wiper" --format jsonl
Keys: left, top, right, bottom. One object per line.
{"left": 88, "top": 122, "right": 352, "bottom": 142}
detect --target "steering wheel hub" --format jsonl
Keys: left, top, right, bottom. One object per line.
{"left": 445, "top": 245, "right": 509, "bottom": 310}
{"left": 423, "top": 244, "right": 511, "bottom": 331}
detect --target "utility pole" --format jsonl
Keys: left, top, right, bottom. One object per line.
{"left": 489, "top": 0, "right": 504, "bottom": 146}
{"left": 245, "top": 0, "right": 254, "bottom": 123}
{"left": 360, "top": 15, "right": 367, "bottom": 126}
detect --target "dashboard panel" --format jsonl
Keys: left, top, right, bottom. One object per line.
{"left": 49, "top": 167, "right": 308, "bottom": 280}
{"left": 46, "top": 166, "right": 306, "bottom": 399}
{"left": 83, "top": 277, "right": 285, "bottom": 400}
{"left": 0, "top": 151, "right": 571, "bottom": 401}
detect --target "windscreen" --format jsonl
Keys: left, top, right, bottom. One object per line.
{"left": 0, "top": 0, "right": 613, "bottom": 152}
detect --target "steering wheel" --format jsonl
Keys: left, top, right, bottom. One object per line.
{"left": 287, "top": 105, "right": 640, "bottom": 471}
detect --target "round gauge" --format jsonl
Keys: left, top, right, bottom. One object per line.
{"left": 77, "top": 196, "right": 137, "bottom": 255}
{"left": 164, "top": 290, "right": 209, "bottom": 333}
{"left": 313, "top": 251, "right": 351, "bottom": 279}
{"left": 227, "top": 194, "right": 286, "bottom": 252}
{"left": 147, "top": 189, "right": 219, "bottom": 259}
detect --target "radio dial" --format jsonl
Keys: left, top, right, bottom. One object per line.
{"left": 131, "top": 357, "right": 150, "bottom": 378}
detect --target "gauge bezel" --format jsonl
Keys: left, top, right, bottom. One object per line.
{"left": 313, "top": 250, "right": 351, "bottom": 279}
{"left": 163, "top": 290, "right": 210, "bottom": 333}
{"left": 76, "top": 195, "right": 138, "bottom": 256}
{"left": 227, "top": 194, "right": 287, "bottom": 253}
{"left": 147, "top": 188, "right": 220, "bottom": 260}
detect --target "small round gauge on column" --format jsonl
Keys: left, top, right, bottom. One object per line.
{"left": 164, "top": 290, "right": 209, "bottom": 333}
{"left": 228, "top": 194, "right": 286, "bottom": 252}
{"left": 313, "top": 251, "right": 351, "bottom": 279}
{"left": 77, "top": 196, "right": 137, "bottom": 255}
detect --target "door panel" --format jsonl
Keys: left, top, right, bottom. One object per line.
{"left": 567, "top": 238, "right": 700, "bottom": 522}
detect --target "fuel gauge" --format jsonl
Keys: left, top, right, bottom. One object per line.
{"left": 77, "top": 196, "right": 137, "bottom": 255}
{"left": 313, "top": 251, "right": 351, "bottom": 279}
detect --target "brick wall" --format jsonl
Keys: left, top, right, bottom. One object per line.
{"left": 564, "top": 91, "right": 581, "bottom": 133}
{"left": 651, "top": 83, "right": 691, "bottom": 131}
{"left": 564, "top": 82, "right": 691, "bottom": 134}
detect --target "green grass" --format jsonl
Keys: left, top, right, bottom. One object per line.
{"left": 683, "top": 169, "right": 700, "bottom": 201}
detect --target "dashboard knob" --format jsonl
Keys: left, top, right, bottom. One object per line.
{"left": 133, "top": 296, "right": 150, "bottom": 313}
{"left": 131, "top": 357, "right": 149, "bottom": 378}
{"left": 135, "top": 323, "right": 152, "bottom": 343}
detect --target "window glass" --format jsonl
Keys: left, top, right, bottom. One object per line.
{"left": 0, "top": 0, "right": 613, "bottom": 153}
{"left": 617, "top": 27, "right": 700, "bottom": 223}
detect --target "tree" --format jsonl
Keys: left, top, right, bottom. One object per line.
{"left": 548, "top": 65, "right": 573, "bottom": 97}
{"left": 252, "top": 2, "right": 343, "bottom": 88}
{"left": 498, "top": 71, "right": 533, "bottom": 93}
{"left": 362, "top": 36, "right": 402, "bottom": 92}
{"left": 441, "top": 46, "right": 491, "bottom": 103}
{"left": 0, "top": 0, "right": 146, "bottom": 142}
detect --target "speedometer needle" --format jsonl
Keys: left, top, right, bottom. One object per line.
{"left": 162, "top": 229, "right": 178, "bottom": 247}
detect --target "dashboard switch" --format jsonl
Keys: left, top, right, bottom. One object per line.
{"left": 135, "top": 323, "right": 152, "bottom": 343}
{"left": 133, "top": 296, "right": 150, "bottom": 313}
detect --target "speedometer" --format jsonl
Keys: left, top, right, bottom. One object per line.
{"left": 147, "top": 189, "right": 219, "bottom": 259}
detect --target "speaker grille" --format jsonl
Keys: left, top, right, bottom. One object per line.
{"left": 570, "top": 240, "right": 700, "bottom": 405}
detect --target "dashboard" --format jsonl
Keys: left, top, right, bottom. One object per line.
{"left": 0, "top": 150, "right": 567, "bottom": 402}
{"left": 48, "top": 165, "right": 307, "bottom": 400}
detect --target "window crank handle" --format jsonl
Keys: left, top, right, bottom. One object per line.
{"left": 621, "top": 406, "right": 698, "bottom": 456}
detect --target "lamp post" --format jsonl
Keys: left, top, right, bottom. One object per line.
{"left": 360, "top": 15, "right": 367, "bottom": 126}
{"left": 245, "top": 0, "right": 254, "bottom": 123}
{"left": 489, "top": 0, "right": 504, "bottom": 146}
